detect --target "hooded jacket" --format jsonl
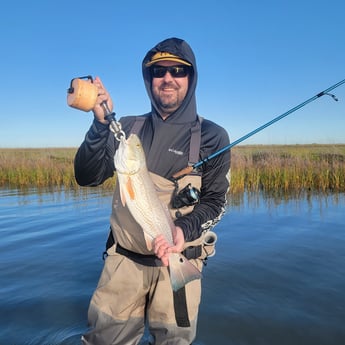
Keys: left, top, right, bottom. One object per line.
{"left": 74, "top": 37, "right": 230, "bottom": 242}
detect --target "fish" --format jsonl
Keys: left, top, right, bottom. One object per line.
{"left": 114, "top": 133, "right": 202, "bottom": 291}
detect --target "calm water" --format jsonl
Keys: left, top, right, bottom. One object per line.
{"left": 1, "top": 189, "right": 344, "bottom": 345}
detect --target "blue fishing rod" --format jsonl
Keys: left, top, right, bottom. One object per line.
{"left": 172, "top": 77, "right": 345, "bottom": 180}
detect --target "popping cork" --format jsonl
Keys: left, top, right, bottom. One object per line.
{"left": 67, "top": 76, "right": 98, "bottom": 112}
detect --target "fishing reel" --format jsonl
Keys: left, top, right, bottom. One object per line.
{"left": 171, "top": 183, "right": 201, "bottom": 209}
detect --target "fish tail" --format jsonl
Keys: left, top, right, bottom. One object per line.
{"left": 168, "top": 253, "right": 202, "bottom": 291}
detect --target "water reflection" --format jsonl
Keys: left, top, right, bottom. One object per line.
{"left": 0, "top": 187, "right": 114, "bottom": 205}
{"left": 228, "top": 190, "right": 345, "bottom": 210}
{"left": 2, "top": 187, "right": 344, "bottom": 209}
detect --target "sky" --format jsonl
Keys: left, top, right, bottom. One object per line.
{"left": 1, "top": 0, "right": 345, "bottom": 148}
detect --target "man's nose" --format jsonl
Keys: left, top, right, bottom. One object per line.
{"left": 162, "top": 71, "right": 174, "bottom": 81}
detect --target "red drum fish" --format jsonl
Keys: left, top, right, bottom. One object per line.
{"left": 114, "top": 134, "right": 202, "bottom": 291}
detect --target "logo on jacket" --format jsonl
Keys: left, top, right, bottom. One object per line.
{"left": 168, "top": 148, "right": 184, "bottom": 156}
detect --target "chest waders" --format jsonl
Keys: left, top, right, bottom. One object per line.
{"left": 104, "top": 116, "right": 214, "bottom": 328}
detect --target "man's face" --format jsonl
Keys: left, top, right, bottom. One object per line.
{"left": 151, "top": 60, "right": 189, "bottom": 119}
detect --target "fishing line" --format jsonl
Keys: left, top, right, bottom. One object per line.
{"left": 172, "top": 77, "right": 345, "bottom": 180}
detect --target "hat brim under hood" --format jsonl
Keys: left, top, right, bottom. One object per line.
{"left": 145, "top": 52, "right": 192, "bottom": 67}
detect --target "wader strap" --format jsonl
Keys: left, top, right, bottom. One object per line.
{"left": 105, "top": 229, "right": 202, "bottom": 261}
{"left": 104, "top": 229, "right": 163, "bottom": 266}
{"left": 105, "top": 229, "right": 115, "bottom": 250}
{"left": 115, "top": 243, "right": 163, "bottom": 267}
{"left": 173, "top": 287, "right": 191, "bottom": 327}
{"left": 188, "top": 119, "right": 201, "bottom": 166}
{"left": 130, "top": 115, "right": 147, "bottom": 135}
{"left": 103, "top": 229, "right": 115, "bottom": 260}
{"left": 182, "top": 245, "right": 202, "bottom": 260}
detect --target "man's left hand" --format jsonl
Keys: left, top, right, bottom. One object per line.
{"left": 153, "top": 226, "right": 185, "bottom": 266}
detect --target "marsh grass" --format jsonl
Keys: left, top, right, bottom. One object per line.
{"left": 1, "top": 145, "right": 344, "bottom": 197}
{"left": 0, "top": 148, "right": 116, "bottom": 191}
{"left": 231, "top": 144, "right": 345, "bottom": 198}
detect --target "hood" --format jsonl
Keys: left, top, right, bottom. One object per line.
{"left": 142, "top": 37, "right": 198, "bottom": 124}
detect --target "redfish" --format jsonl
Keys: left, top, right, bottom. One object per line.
{"left": 114, "top": 134, "right": 202, "bottom": 291}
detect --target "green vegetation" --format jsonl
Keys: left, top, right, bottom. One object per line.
{"left": 1, "top": 145, "right": 344, "bottom": 198}
{"left": 230, "top": 144, "right": 345, "bottom": 198}
{"left": 0, "top": 148, "right": 116, "bottom": 190}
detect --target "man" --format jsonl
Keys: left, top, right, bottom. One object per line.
{"left": 75, "top": 37, "right": 230, "bottom": 345}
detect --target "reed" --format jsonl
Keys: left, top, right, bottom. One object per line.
{"left": 231, "top": 144, "right": 345, "bottom": 197}
{"left": 0, "top": 148, "right": 116, "bottom": 191}
{"left": 0, "top": 145, "right": 344, "bottom": 197}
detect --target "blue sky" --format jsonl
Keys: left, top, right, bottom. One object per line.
{"left": 1, "top": 0, "right": 344, "bottom": 147}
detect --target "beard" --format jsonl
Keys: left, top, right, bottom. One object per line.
{"left": 153, "top": 83, "right": 183, "bottom": 115}
{"left": 156, "top": 96, "right": 179, "bottom": 111}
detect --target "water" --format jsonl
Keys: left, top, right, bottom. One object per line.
{"left": 1, "top": 189, "right": 344, "bottom": 345}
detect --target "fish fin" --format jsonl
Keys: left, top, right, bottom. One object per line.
{"left": 126, "top": 177, "right": 135, "bottom": 200}
{"left": 144, "top": 234, "right": 153, "bottom": 251}
{"left": 168, "top": 253, "right": 202, "bottom": 291}
{"left": 119, "top": 176, "right": 135, "bottom": 206}
{"left": 119, "top": 182, "right": 126, "bottom": 207}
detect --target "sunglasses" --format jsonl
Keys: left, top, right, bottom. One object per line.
{"left": 151, "top": 65, "right": 190, "bottom": 78}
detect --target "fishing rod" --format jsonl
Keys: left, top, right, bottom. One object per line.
{"left": 172, "top": 77, "right": 345, "bottom": 179}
